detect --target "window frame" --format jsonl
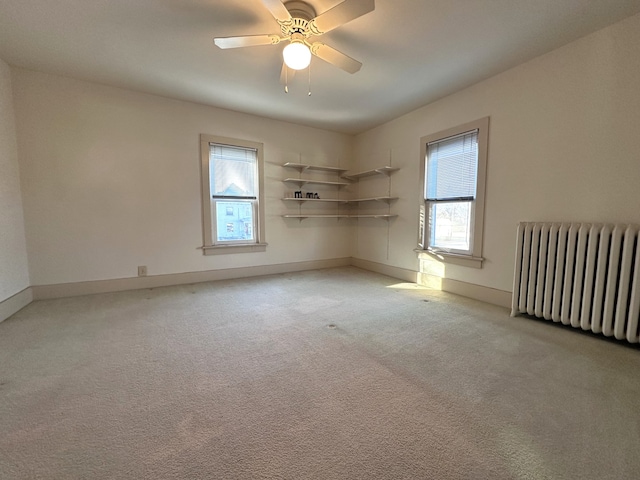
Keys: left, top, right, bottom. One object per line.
{"left": 200, "top": 134, "right": 267, "bottom": 255}
{"left": 417, "top": 117, "right": 489, "bottom": 268}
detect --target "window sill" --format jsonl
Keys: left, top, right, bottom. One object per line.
{"left": 415, "top": 248, "right": 483, "bottom": 269}
{"left": 202, "top": 243, "right": 268, "bottom": 255}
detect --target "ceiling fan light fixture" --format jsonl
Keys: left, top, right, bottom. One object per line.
{"left": 283, "top": 41, "right": 311, "bottom": 70}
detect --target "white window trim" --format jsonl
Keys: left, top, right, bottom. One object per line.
{"left": 417, "top": 117, "right": 489, "bottom": 269}
{"left": 200, "top": 134, "right": 267, "bottom": 255}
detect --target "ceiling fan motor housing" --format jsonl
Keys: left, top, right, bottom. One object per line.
{"left": 280, "top": 1, "right": 317, "bottom": 37}
{"left": 284, "top": 1, "right": 316, "bottom": 21}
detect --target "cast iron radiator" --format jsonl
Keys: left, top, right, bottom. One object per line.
{"left": 511, "top": 222, "right": 640, "bottom": 343}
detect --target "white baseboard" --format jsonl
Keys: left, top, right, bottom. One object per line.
{"left": 351, "top": 259, "right": 510, "bottom": 308}
{"left": 0, "top": 287, "right": 33, "bottom": 323}
{"left": 416, "top": 272, "right": 511, "bottom": 308}
{"left": 31, "top": 257, "right": 352, "bottom": 300}
{"left": 350, "top": 258, "right": 419, "bottom": 283}
{"left": 29, "top": 256, "right": 510, "bottom": 309}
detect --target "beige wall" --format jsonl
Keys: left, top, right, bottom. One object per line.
{"left": 0, "top": 58, "right": 30, "bottom": 301}
{"left": 8, "top": 12, "right": 640, "bottom": 297}
{"left": 354, "top": 12, "right": 640, "bottom": 293}
{"left": 12, "top": 69, "right": 353, "bottom": 286}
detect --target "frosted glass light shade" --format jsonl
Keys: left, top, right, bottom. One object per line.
{"left": 283, "top": 42, "right": 311, "bottom": 70}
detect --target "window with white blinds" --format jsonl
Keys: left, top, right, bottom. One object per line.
{"left": 426, "top": 131, "right": 478, "bottom": 202}
{"left": 208, "top": 143, "right": 259, "bottom": 245}
{"left": 200, "top": 135, "right": 266, "bottom": 254}
{"left": 210, "top": 144, "right": 257, "bottom": 199}
{"left": 418, "top": 118, "right": 488, "bottom": 268}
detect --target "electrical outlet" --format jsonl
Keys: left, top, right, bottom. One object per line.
{"left": 138, "top": 265, "right": 147, "bottom": 277}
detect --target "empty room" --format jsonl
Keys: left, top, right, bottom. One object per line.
{"left": 1, "top": 0, "right": 640, "bottom": 478}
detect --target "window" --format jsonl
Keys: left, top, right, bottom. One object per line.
{"left": 418, "top": 117, "right": 488, "bottom": 268}
{"left": 200, "top": 135, "right": 266, "bottom": 254}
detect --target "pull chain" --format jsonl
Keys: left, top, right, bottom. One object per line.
{"left": 284, "top": 66, "right": 289, "bottom": 93}
{"left": 308, "top": 60, "right": 311, "bottom": 96}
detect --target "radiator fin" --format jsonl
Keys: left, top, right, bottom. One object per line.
{"left": 511, "top": 222, "right": 640, "bottom": 343}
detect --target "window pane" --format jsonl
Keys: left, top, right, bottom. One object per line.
{"left": 215, "top": 200, "right": 255, "bottom": 242}
{"left": 210, "top": 144, "right": 257, "bottom": 197}
{"left": 426, "top": 131, "right": 478, "bottom": 200}
{"left": 429, "top": 201, "right": 472, "bottom": 252}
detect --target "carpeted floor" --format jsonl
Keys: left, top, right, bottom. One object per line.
{"left": 1, "top": 266, "right": 639, "bottom": 479}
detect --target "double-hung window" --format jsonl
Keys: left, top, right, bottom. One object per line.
{"left": 200, "top": 134, "right": 266, "bottom": 255}
{"left": 418, "top": 117, "right": 488, "bottom": 268}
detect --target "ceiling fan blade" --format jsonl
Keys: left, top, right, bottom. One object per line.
{"left": 261, "top": 0, "right": 292, "bottom": 22}
{"left": 214, "top": 35, "right": 283, "bottom": 49}
{"left": 280, "top": 62, "right": 296, "bottom": 86}
{"left": 310, "top": 43, "right": 362, "bottom": 74}
{"left": 308, "top": 0, "right": 375, "bottom": 35}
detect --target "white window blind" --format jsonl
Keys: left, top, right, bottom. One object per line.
{"left": 210, "top": 144, "right": 257, "bottom": 198}
{"left": 426, "top": 130, "right": 478, "bottom": 201}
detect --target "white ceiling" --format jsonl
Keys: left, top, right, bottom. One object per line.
{"left": 2, "top": 0, "right": 640, "bottom": 134}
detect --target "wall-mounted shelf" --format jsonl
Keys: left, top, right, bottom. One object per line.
{"left": 283, "top": 178, "right": 350, "bottom": 187}
{"left": 283, "top": 214, "right": 350, "bottom": 219}
{"left": 283, "top": 197, "right": 348, "bottom": 204}
{"left": 346, "top": 196, "right": 398, "bottom": 204}
{"left": 283, "top": 214, "right": 397, "bottom": 220}
{"left": 342, "top": 166, "right": 399, "bottom": 181}
{"left": 283, "top": 162, "right": 348, "bottom": 175}
{"left": 282, "top": 161, "right": 398, "bottom": 221}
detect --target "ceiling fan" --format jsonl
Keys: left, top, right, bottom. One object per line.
{"left": 214, "top": 0, "right": 375, "bottom": 84}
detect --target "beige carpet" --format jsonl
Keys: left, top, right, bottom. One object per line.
{"left": 1, "top": 266, "right": 639, "bottom": 479}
